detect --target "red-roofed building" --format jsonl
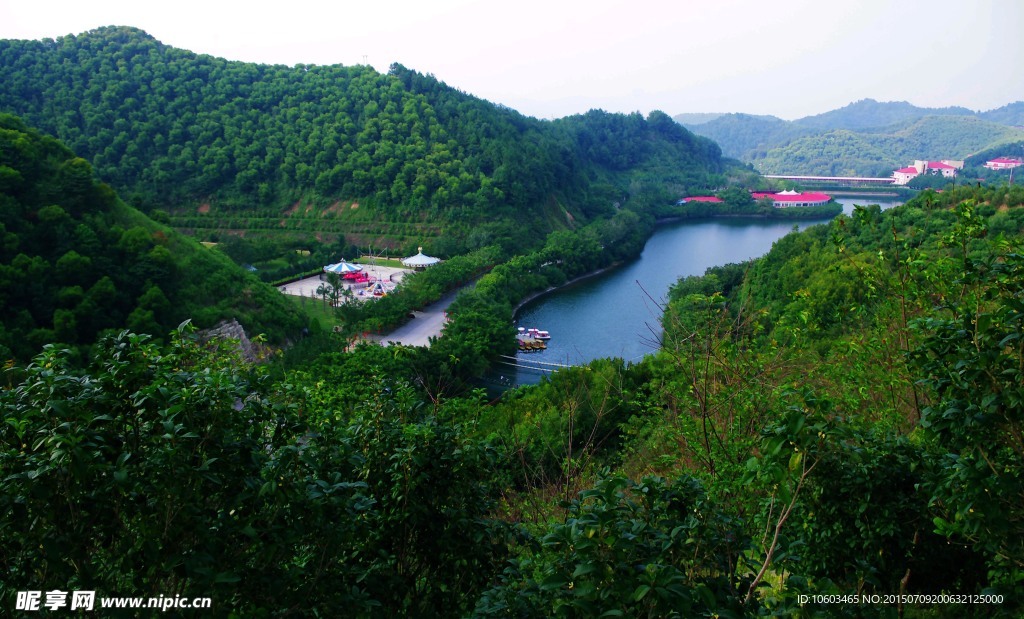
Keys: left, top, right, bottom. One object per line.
{"left": 892, "top": 167, "right": 920, "bottom": 185}
{"left": 770, "top": 190, "right": 832, "bottom": 207}
{"left": 926, "top": 161, "right": 957, "bottom": 177}
{"left": 750, "top": 190, "right": 832, "bottom": 208}
{"left": 891, "top": 159, "right": 963, "bottom": 185}
{"left": 984, "top": 157, "right": 1023, "bottom": 170}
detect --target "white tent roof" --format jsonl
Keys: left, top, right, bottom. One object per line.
{"left": 401, "top": 247, "right": 440, "bottom": 267}
{"left": 323, "top": 261, "right": 363, "bottom": 274}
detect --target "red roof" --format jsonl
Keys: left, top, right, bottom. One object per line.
{"left": 927, "top": 161, "right": 955, "bottom": 170}
{"left": 895, "top": 167, "right": 919, "bottom": 174}
{"left": 771, "top": 192, "right": 831, "bottom": 203}
{"left": 988, "top": 157, "right": 1023, "bottom": 164}
{"left": 749, "top": 190, "right": 830, "bottom": 203}
{"left": 684, "top": 196, "right": 723, "bottom": 203}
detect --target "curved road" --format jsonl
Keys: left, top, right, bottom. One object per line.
{"left": 375, "top": 287, "right": 465, "bottom": 347}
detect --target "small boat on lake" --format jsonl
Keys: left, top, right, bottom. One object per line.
{"left": 526, "top": 328, "right": 551, "bottom": 340}
{"left": 515, "top": 326, "right": 550, "bottom": 352}
{"left": 518, "top": 338, "right": 547, "bottom": 351}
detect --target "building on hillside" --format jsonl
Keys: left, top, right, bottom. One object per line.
{"left": 984, "top": 157, "right": 1023, "bottom": 170}
{"left": 917, "top": 160, "right": 960, "bottom": 178}
{"left": 892, "top": 167, "right": 920, "bottom": 185}
{"left": 891, "top": 159, "right": 963, "bottom": 185}
{"left": 750, "top": 190, "right": 831, "bottom": 208}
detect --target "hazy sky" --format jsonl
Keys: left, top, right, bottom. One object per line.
{"left": 2, "top": 0, "right": 1021, "bottom": 120}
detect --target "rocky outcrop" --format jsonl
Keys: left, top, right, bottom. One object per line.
{"left": 199, "top": 318, "right": 266, "bottom": 363}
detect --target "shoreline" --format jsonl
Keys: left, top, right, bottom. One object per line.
{"left": 513, "top": 263, "right": 622, "bottom": 316}
{"left": 511, "top": 205, "right": 847, "bottom": 318}
{"left": 826, "top": 190, "right": 906, "bottom": 198}
{"left": 661, "top": 204, "right": 843, "bottom": 222}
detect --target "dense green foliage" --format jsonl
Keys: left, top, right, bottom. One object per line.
{"left": 0, "top": 114, "right": 302, "bottom": 360}
{"left": 647, "top": 186, "right": 1024, "bottom": 607}
{"left": 4, "top": 28, "right": 1024, "bottom": 615}
{"left": 1, "top": 327, "right": 510, "bottom": 616}
{"left": 912, "top": 248, "right": 1024, "bottom": 578}
{"left": 680, "top": 99, "right": 1024, "bottom": 177}
{"left": 4, "top": 172, "right": 1024, "bottom": 615}
{"left": 475, "top": 474, "right": 751, "bottom": 617}
{"left": 762, "top": 128, "right": 899, "bottom": 176}
{"left": 0, "top": 27, "right": 728, "bottom": 250}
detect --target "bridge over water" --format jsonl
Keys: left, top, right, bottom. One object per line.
{"left": 764, "top": 174, "right": 896, "bottom": 186}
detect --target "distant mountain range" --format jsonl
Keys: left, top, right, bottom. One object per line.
{"left": 676, "top": 99, "right": 1024, "bottom": 177}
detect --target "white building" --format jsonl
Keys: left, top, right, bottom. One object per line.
{"left": 984, "top": 157, "right": 1023, "bottom": 170}
{"left": 915, "top": 160, "right": 960, "bottom": 178}
{"left": 892, "top": 159, "right": 962, "bottom": 185}
{"left": 892, "top": 167, "right": 920, "bottom": 185}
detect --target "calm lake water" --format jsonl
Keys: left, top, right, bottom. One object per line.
{"left": 501, "top": 196, "right": 902, "bottom": 386}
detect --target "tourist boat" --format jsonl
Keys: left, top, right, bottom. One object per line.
{"left": 526, "top": 328, "right": 551, "bottom": 340}
{"left": 518, "top": 338, "right": 546, "bottom": 351}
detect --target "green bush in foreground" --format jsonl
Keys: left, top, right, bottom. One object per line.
{"left": 0, "top": 324, "right": 509, "bottom": 616}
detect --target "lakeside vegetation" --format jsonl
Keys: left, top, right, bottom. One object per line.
{"left": 2, "top": 27, "right": 1024, "bottom": 617}
{"left": 674, "top": 186, "right": 844, "bottom": 219}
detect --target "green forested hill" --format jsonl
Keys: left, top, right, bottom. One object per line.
{"left": 0, "top": 114, "right": 301, "bottom": 360}
{"left": 675, "top": 112, "right": 816, "bottom": 160}
{"left": 679, "top": 98, "right": 1024, "bottom": 176}
{"left": 980, "top": 100, "right": 1024, "bottom": 126}
{"left": 792, "top": 98, "right": 975, "bottom": 131}
{"left": 754, "top": 115, "right": 1024, "bottom": 176}
{"left": 0, "top": 26, "right": 727, "bottom": 250}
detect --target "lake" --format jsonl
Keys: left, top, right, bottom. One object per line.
{"left": 500, "top": 196, "right": 902, "bottom": 386}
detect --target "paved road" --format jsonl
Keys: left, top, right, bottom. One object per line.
{"left": 375, "top": 287, "right": 465, "bottom": 347}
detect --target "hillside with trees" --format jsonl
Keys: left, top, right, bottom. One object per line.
{"left": 0, "top": 113, "right": 301, "bottom": 361}
{"left": 755, "top": 115, "right": 1024, "bottom": 176}
{"left": 678, "top": 98, "right": 1024, "bottom": 176}
{"left": 0, "top": 26, "right": 729, "bottom": 254}
{"left": 980, "top": 101, "right": 1024, "bottom": 126}
{"left": 792, "top": 98, "right": 975, "bottom": 130}
{"left": 673, "top": 112, "right": 816, "bottom": 160}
